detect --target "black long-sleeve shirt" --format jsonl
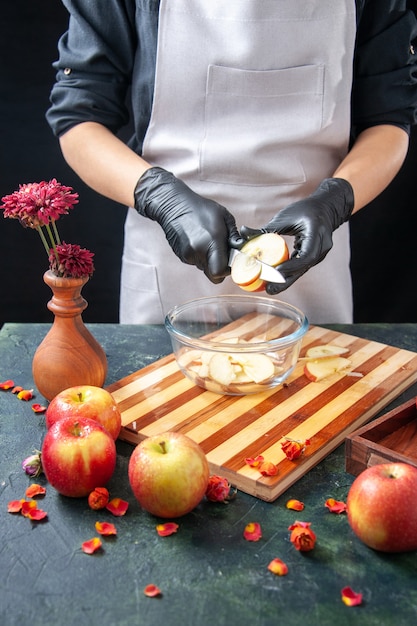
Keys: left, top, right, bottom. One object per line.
{"left": 46, "top": 0, "right": 417, "bottom": 152}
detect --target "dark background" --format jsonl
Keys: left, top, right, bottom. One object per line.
{"left": 1, "top": 0, "right": 417, "bottom": 328}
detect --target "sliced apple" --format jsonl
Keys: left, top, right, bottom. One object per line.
{"left": 304, "top": 356, "right": 352, "bottom": 382}
{"left": 241, "top": 232, "right": 289, "bottom": 266}
{"left": 231, "top": 252, "right": 262, "bottom": 287}
{"left": 231, "top": 232, "right": 289, "bottom": 291}
{"left": 304, "top": 344, "right": 350, "bottom": 360}
{"left": 236, "top": 353, "right": 275, "bottom": 383}
{"left": 208, "top": 353, "right": 236, "bottom": 386}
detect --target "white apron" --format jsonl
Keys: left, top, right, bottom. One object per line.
{"left": 120, "top": 0, "right": 356, "bottom": 324}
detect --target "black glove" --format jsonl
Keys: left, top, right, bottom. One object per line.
{"left": 134, "top": 167, "right": 243, "bottom": 283}
{"left": 241, "top": 178, "right": 354, "bottom": 295}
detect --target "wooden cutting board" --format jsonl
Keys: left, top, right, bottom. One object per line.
{"left": 107, "top": 322, "right": 417, "bottom": 501}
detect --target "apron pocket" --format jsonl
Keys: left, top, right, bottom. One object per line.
{"left": 120, "top": 258, "right": 164, "bottom": 324}
{"left": 199, "top": 63, "right": 325, "bottom": 186}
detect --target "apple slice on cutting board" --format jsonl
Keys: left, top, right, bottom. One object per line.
{"left": 302, "top": 344, "right": 350, "bottom": 360}
{"left": 304, "top": 356, "right": 352, "bottom": 382}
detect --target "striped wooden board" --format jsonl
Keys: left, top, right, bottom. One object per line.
{"left": 107, "top": 321, "right": 417, "bottom": 501}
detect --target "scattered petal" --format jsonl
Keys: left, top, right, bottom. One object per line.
{"left": 206, "top": 475, "right": 234, "bottom": 502}
{"left": 156, "top": 522, "right": 179, "bottom": 537}
{"left": 21, "top": 500, "right": 47, "bottom": 521}
{"left": 82, "top": 537, "right": 102, "bottom": 554}
{"left": 25, "top": 484, "right": 46, "bottom": 498}
{"left": 106, "top": 497, "right": 129, "bottom": 516}
{"left": 259, "top": 461, "right": 278, "bottom": 476}
{"left": 289, "top": 520, "right": 316, "bottom": 552}
{"left": 0, "top": 379, "right": 15, "bottom": 390}
{"left": 325, "top": 498, "right": 347, "bottom": 514}
{"left": 12, "top": 386, "right": 23, "bottom": 394}
{"left": 341, "top": 586, "right": 363, "bottom": 607}
{"left": 243, "top": 522, "right": 262, "bottom": 542}
{"left": 244, "top": 455, "right": 264, "bottom": 468}
{"left": 16, "top": 389, "right": 34, "bottom": 401}
{"left": 281, "top": 438, "right": 310, "bottom": 461}
{"left": 268, "top": 558, "right": 289, "bottom": 576}
{"left": 26, "top": 507, "right": 48, "bottom": 521}
{"left": 144, "top": 584, "right": 162, "bottom": 598}
{"left": 88, "top": 487, "right": 110, "bottom": 510}
{"left": 95, "top": 521, "right": 117, "bottom": 536}
{"left": 286, "top": 499, "right": 304, "bottom": 511}
{"left": 22, "top": 451, "right": 43, "bottom": 477}
{"left": 32, "top": 403, "right": 47, "bottom": 413}
{"left": 8, "top": 499, "right": 25, "bottom": 513}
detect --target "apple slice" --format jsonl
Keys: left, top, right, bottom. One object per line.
{"left": 240, "top": 232, "right": 289, "bottom": 266}
{"left": 208, "top": 353, "right": 236, "bottom": 386}
{"left": 231, "top": 252, "right": 262, "bottom": 287}
{"left": 229, "top": 353, "right": 275, "bottom": 384}
{"left": 304, "top": 356, "right": 352, "bottom": 382}
{"left": 304, "top": 344, "right": 350, "bottom": 360}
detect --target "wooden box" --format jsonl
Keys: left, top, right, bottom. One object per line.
{"left": 345, "top": 397, "right": 417, "bottom": 476}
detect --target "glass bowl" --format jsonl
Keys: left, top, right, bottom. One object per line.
{"left": 165, "top": 295, "right": 308, "bottom": 395}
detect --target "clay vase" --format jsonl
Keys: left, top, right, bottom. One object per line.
{"left": 32, "top": 270, "right": 108, "bottom": 401}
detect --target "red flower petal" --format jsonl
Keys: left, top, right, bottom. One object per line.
{"left": 12, "top": 386, "right": 23, "bottom": 394}
{"left": 25, "top": 484, "right": 46, "bottom": 498}
{"left": 16, "top": 389, "right": 34, "bottom": 401}
{"left": 341, "top": 586, "right": 363, "bottom": 607}
{"left": 156, "top": 522, "right": 179, "bottom": 537}
{"left": 21, "top": 500, "right": 48, "bottom": 521}
{"left": 244, "top": 455, "right": 264, "bottom": 468}
{"left": 286, "top": 499, "right": 304, "bottom": 511}
{"left": 0, "top": 379, "right": 15, "bottom": 390}
{"left": 32, "top": 403, "right": 47, "bottom": 413}
{"left": 268, "top": 558, "right": 289, "bottom": 576}
{"left": 106, "top": 498, "right": 129, "bottom": 516}
{"left": 82, "top": 537, "right": 102, "bottom": 554}
{"left": 88, "top": 487, "right": 110, "bottom": 510}
{"left": 95, "top": 521, "right": 117, "bottom": 536}
{"left": 144, "top": 584, "right": 162, "bottom": 598}
{"left": 26, "top": 508, "right": 48, "bottom": 521}
{"left": 325, "top": 498, "right": 347, "bottom": 514}
{"left": 8, "top": 499, "right": 24, "bottom": 513}
{"left": 243, "top": 522, "right": 262, "bottom": 542}
{"left": 259, "top": 461, "right": 278, "bottom": 476}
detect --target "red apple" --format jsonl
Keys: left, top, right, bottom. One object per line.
{"left": 231, "top": 232, "right": 289, "bottom": 292}
{"left": 46, "top": 385, "right": 121, "bottom": 440}
{"left": 347, "top": 462, "right": 417, "bottom": 552}
{"left": 41, "top": 416, "right": 117, "bottom": 497}
{"left": 128, "top": 431, "right": 210, "bottom": 518}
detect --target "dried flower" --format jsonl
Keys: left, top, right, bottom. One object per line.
{"left": 281, "top": 437, "right": 311, "bottom": 461}
{"left": 88, "top": 487, "right": 110, "bottom": 510}
{"left": 22, "top": 450, "right": 43, "bottom": 477}
{"left": 288, "top": 520, "right": 316, "bottom": 551}
{"left": 205, "top": 475, "right": 235, "bottom": 502}
{"left": 1, "top": 179, "right": 94, "bottom": 279}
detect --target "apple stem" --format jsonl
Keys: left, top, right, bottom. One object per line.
{"left": 159, "top": 440, "right": 167, "bottom": 454}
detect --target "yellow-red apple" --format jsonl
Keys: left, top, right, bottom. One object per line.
{"left": 46, "top": 385, "right": 121, "bottom": 440}
{"left": 128, "top": 431, "right": 209, "bottom": 518}
{"left": 41, "top": 416, "right": 117, "bottom": 497}
{"left": 347, "top": 462, "right": 417, "bottom": 552}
